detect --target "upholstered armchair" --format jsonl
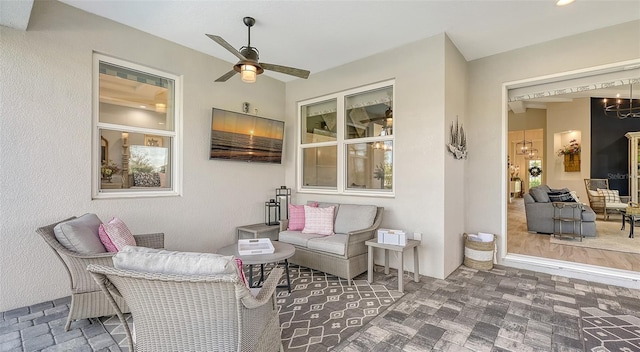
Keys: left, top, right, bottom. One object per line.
{"left": 37, "top": 217, "right": 164, "bottom": 331}
{"left": 88, "top": 264, "right": 284, "bottom": 352}
{"left": 584, "top": 179, "right": 629, "bottom": 220}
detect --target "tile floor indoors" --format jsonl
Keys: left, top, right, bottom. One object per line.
{"left": 2, "top": 264, "right": 640, "bottom": 352}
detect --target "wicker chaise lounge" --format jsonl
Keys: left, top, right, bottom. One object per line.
{"left": 37, "top": 217, "right": 164, "bottom": 331}
{"left": 88, "top": 264, "right": 284, "bottom": 352}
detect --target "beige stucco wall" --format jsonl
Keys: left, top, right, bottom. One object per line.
{"left": 0, "top": 1, "right": 286, "bottom": 311}
{"left": 285, "top": 34, "right": 449, "bottom": 279}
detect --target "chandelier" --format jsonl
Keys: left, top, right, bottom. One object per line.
{"left": 515, "top": 130, "right": 533, "bottom": 155}
{"left": 603, "top": 85, "right": 640, "bottom": 119}
{"left": 526, "top": 148, "right": 539, "bottom": 159}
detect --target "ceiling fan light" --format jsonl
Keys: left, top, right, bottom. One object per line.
{"left": 241, "top": 64, "right": 257, "bottom": 83}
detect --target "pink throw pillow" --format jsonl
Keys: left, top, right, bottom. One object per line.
{"left": 234, "top": 258, "right": 249, "bottom": 287}
{"left": 302, "top": 205, "right": 335, "bottom": 236}
{"left": 288, "top": 202, "right": 318, "bottom": 231}
{"left": 98, "top": 217, "right": 137, "bottom": 252}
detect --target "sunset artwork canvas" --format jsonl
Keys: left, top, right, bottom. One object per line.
{"left": 210, "top": 108, "right": 284, "bottom": 163}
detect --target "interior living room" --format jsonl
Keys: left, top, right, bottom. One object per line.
{"left": 2, "top": 0, "right": 640, "bottom": 351}
{"left": 507, "top": 81, "right": 640, "bottom": 272}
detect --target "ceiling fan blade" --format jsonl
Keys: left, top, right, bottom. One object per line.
{"left": 261, "top": 63, "right": 310, "bottom": 79}
{"left": 215, "top": 69, "right": 238, "bottom": 82}
{"left": 205, "top": 34, "right": 246, "bottom": 61}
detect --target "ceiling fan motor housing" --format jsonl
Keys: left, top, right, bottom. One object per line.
{"left": 233, "top": 47, "right": 264, "bottom": 74}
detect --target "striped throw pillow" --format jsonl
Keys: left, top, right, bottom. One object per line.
{"left": 98, "top": 217, "right": 137, "bottom": 252}
{"left": 597, "top": 188, "right": 621, "bottom": 203}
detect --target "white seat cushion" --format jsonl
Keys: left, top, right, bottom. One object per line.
{"left": 606, "top": 202, "right": 628, "bottom": 210}
{"left": 278, "top": 231, "right": 325, "bottom": 248}
{"left": 306, "top": 234, "right": 348, "bottom": 256}
{"left": 113, "top": 246, "right": 237, "bottom": 276}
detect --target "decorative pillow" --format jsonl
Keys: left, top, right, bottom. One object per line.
{"left": 547, "top": 191, "right": 575, "bottom": 202}
{"left": 54, "top": 213, "right": 106, "bottom": 254}
{"left": 569, "top": 191, "right": 581, "bottom": 203}
{"left": 302, "top": 205, "right": 335, "bottom": 236}
{"left": 133, "top": 172, "right": 161, "bottom": 187}
{"left": 98, "top": 217, "right": 137, "bottom": 252}
{"left": 334, "top": 204, "right": 377, "bottom": 234}
{"left": 588, "top": 189, "right": 599, "bottom": 197}
{"left": 529, "top": 187, "right": 550, "bottom": 203}
{"left": 234, "top": 258, "right": 249, "bottom": 287}
{"left": 113, "top": 246, "right": 237, "bottom": 276}
{"left": 288, "top": 202, "right": 318, "bottom": 231}
{"left": 597, "top": 188, "right": 621, "bottom": 203}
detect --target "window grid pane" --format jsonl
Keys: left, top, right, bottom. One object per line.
{"left": 346, "top": 141, "right": 393, "bottom": 190}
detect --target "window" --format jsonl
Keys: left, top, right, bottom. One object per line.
{"left": 93, "top": 54, "right": 181, "bottom": 198}
{"left": 298, "top": 81, "right": 394, "bottom": 195}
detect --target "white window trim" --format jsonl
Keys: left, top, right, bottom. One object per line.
{"left": 297, "top": 80, "right": 396, "bottom": 197}
{"left": 91, "top": 53, "right": 183, "bottom": 199}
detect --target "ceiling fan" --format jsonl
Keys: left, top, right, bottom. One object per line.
{"left": 206, "top": 17, "right": 310, "bottom": 83}
{"left": 360, "top": 107, "right": 393, "bottom": 124}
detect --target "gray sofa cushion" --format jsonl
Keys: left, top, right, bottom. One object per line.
{"left": 307, "top": 234, "right": 348, "bottom": 256}
{"left": 334, "top": 204, "right": 377, "bottom": 234}
{"left": 279, "top": 231, "right": 325, "bottom": 248}
{"left": 54, "top": 213, "right": 106, "bottom": 254}
{"left": 530, "top": 186, "right": 550, "bottom": 203}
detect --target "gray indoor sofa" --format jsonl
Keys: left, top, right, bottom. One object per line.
{"left": 524, "top": 185, "right": 597, "bottom": 237}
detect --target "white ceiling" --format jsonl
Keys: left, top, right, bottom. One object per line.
{"left": 49, "top": 0, "right": 639, "bottom": 82}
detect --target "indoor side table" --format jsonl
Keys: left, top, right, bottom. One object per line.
{"left": 365, "top": 239, "right": 420, "bottom": 293}
{"left": 218, "top": 241, "right": 295, "bottom": 292}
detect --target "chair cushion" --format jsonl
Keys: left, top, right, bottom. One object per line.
{"left": 54, "top": 213, "right": 106, "bottom": 254}
{"left": 530, "top": 187, "right": 550, "bottom": 203}
{"left": 288, "top": 203, "right": 317, "bottom": 231}
{"left": 302, "top": 205, "right": 335, "bottom": 236}
{"left": 306, "top": 234, "right": 348, "bottom": 256}
{"left": 113, "top": 246, "right": 237, "bottom": 276}
{"left": 597, "top": 188, "right": 621, "bottom": 203}
{"left": 606, "top": 202, "right": 628, "bottom": 210}
{"left": 98, "top": 217, "right": 136, "bottom": 252}
{"left": 279, "top": 231, "right": 326, "bottom": 248}
{"left": 334, "top": 204, "right": 377, "bottom": 234}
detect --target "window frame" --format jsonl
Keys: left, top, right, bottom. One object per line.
{"left": 297, "top": 80, "right": 395, "bottom": 197}
{"left": 92, "top": 53, "right": 183, "bottom": 199}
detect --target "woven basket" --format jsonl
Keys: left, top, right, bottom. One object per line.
{"left": 463, "top": 233, "right": 495, "bottom": 270}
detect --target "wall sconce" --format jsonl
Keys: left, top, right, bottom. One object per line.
{"left": 276, "top": 186, "right": 291, "bottom": 220}
{"left": 265, "top": 199, "right": 280, "bottom": 226}
{"left": 121, "top": 132, "right": 129, "bottom": 145}
{"left": 241, "top": 64, "right": 257, "bottom": 83}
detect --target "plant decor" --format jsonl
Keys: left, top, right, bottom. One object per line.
{"left": 447, "top": 116, "right": 467, "bottom": 160}
{"left": 529, "top": 166, "right": 542, "bottom": 177}
{"left": 101, "top": 160, "right": 121, "bottom": 181}
{"left": 557, "top": 139, "right": 580, "bottom": 156}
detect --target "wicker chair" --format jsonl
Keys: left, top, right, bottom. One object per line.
{"left": 37, "top": 218, "right": 165, "bottom": 331}
{"left": 584, "top": 179, "right": 629, "bottom": 220}
{"left": 87, "top": 264, "right": 284, "bottom": 352}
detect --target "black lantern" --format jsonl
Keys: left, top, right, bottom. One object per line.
{"left": 276, "top": 186, "right": 291, "bottom": 220}
{"left": 265, "top": 199, "right": 280, "bottom": 226}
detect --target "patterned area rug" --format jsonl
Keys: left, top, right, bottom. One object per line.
{"left": 582, "top": 307, "right": 640, "bottom": 351}
{"left": 100, "top": 264, "right": 403, "bottom": 352}
{"left": 549, "top": 220, "right": 640, "bottom": 254}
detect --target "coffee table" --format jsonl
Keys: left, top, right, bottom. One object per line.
{"left": 218, "top": 241, "right": 295, "bottom": 292}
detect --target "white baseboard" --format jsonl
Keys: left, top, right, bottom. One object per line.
{"left": 501, "top": 254, "right": 640, "bottom": 290}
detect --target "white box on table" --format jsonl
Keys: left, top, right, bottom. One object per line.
{"left": 237, "top": 238, "right": 275, "bottom": 255}
{"left": 377, "top": 229, "right": 407, "bottom": 246}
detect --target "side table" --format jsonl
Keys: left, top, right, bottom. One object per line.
{"left": 551, "top": 202, "right": 583, "bottom": 241}
{"left": 237, "top": 223, "right": 280, "bottom": 241}
{"left": 365, "top": 239, "right": 420, "bottom": 293}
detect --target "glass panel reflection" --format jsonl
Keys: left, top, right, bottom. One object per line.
{"left": 345, "top": 86, "right": 393, "bottom": 139}
{"left": 346, "top": 141, "right": 393, "bottom": 190}
{"left": 302, "top": 146, "right": 337, "bottom": 188}
{"left": 300, "top": 99, "right": 337, "bottom": 144}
